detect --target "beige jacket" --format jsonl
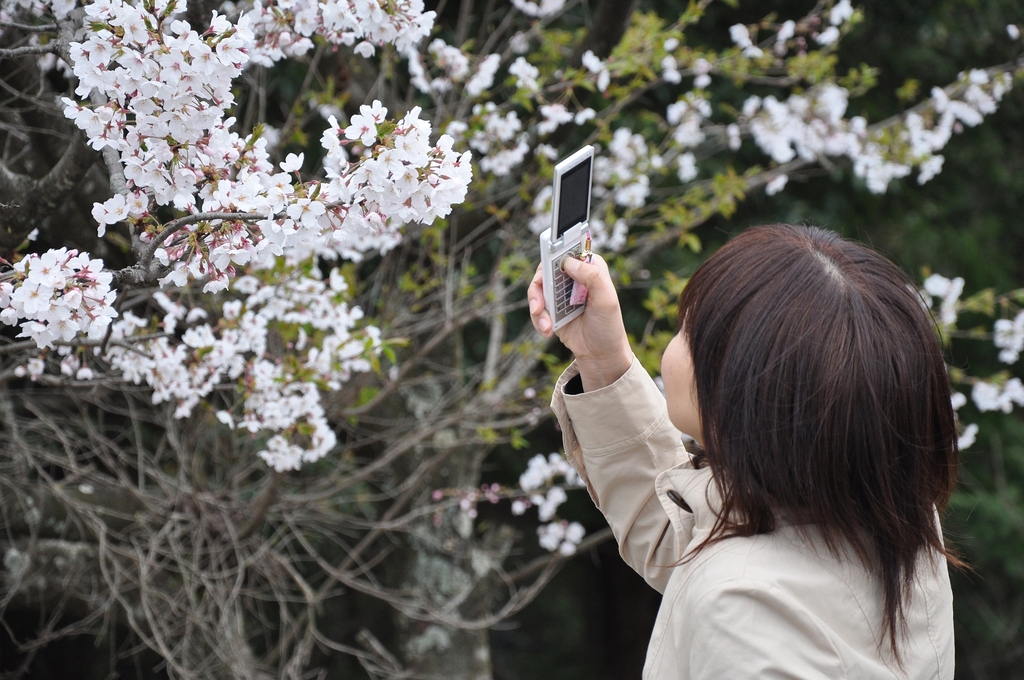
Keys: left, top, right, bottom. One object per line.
{"left": 551, "top": 357, "right": 954, "bottom": 679}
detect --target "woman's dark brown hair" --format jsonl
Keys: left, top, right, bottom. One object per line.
{"left": 676, "top": 224, "right": 960, "bottom": 661}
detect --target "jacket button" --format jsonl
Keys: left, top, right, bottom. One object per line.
{"left": 666, "top": 489, "right": 692, "bottom": 513}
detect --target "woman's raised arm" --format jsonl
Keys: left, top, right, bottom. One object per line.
{"left": 528, "top": 254, "right": 633, "bottom": 392}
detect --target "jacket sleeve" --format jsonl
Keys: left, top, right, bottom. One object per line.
{"left": 550, "top": 357, "right": 695, "bottom": 593}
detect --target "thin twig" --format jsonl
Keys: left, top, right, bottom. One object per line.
{"left": 0, "top": 44, "right": 57, "bottom": 57}
{"left": 0, "top": 20, "right": 58, "bottom": 32}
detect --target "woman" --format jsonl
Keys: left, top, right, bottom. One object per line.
{"left": 527, "top": 224, "right": 958, "bottom": 678}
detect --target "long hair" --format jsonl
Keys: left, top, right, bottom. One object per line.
{"left": 676, "top": 224, "right": 961, "bottom": 660}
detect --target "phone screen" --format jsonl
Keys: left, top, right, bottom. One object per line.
{"left": 556, "top": 157, "right": 592, "bottom": 239}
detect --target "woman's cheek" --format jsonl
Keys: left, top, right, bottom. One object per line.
{"left": 661, "top": 335, "right": 701, "bottom": 442}
{"left": 667, "top": 389, "right": 700, "bottom": 443}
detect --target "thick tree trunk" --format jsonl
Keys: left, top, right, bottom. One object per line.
{"left": 0, "top": 15, "right": 99, "bottom": 253}
{"left": 398, "top": 609, "right": 492, "bottom": 678}
{"left": 1, "top": 538, "right": 103, "bottom": 621}
{"left": 387, "top": 376, "right": 511, "bottom": 679}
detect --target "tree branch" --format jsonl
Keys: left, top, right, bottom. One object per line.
{"left": 0, "top": 43, "right": 56, "bottom": 58}
{"left": 508, "top": 527, "right": 614, "bottom": 582}
{"left": 0, "top": 331, "right": 169, "bottom": 356}
{"left": 0, "top": 20, "right": 59, "bottom": 33}
{"left": 481, "top": 268, "right": 506, "bottom": 388}
{"left": 0, "top": 9, "right": 96, "bottom": 253}
{"left": 235, "top": 472, "right": 280, "bottom": 540}
{"left": 88, "top": 92, "right": 129, "bottom": 199}
{"left": 0, "top": 129, "right": 96, "bottom": 252}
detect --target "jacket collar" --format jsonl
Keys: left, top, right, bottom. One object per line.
{"left": 656, "top": 461, "right": 811, "bottom": 546}
{"left": 655, "top": 462, "right": 720, "bottom": 544}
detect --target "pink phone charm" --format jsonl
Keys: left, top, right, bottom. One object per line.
{"left": 568, "top": 231, "right": 593, "bottom": 306}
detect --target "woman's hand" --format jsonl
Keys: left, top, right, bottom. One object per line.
{"left": 527, "top": 254, "right": 634, "bottom": 391}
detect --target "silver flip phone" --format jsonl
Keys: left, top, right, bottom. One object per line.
{"left": 539, "top": 145, "right": 594, "bottom": 331}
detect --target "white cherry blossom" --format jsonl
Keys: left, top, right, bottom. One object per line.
{"left": 103, "top": 267, "right": 380, "bottom": 470}
{"left": 765, "top": 174, "right": 788, "bottom": 195}
{"left": 582, "top": 50, "right": 610, "bottom": 92}
{"left": 510, "top": 0, "right": 564, "bottom": 18}
{"left": 958, "top": 423, "right": 979, "bottom": 450}
{"left": 830, "top": 0, "right": 854, "bottom": 25}
{"left": 994, "top": 311, "right": 1024, "bottom": 364}
{"left": 537, "top": 104, "right": 573, "bottom": 135}
{"left": 241, "top": 0, "right": 434, "bottom": 67}
{"left": 972, "top": 378, "right": 1024, "bottom": 414}
{"left": 2, "top": 249, "right": 116, "bottom": 348}
{"left": 509, "top": 56, "right": 540, "bottom": 93}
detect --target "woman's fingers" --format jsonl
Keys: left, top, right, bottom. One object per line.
{"left": 562, "top": 253, "right": 605, "bottom": 284}
{"left": 528, "top": 263, "right": 553, "bottom": 337}
{"left": 529, "top": 255, "right": 616, "bottom": 340}
{"left": 561, "top": 254, "right": 614, "bottom": 309}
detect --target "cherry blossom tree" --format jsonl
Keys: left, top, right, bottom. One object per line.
{"left": 0, "top": 0, "right": 1022, "bottom": 676}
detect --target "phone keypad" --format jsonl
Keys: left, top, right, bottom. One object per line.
{"left": 553, "top": 245, "right": 584, "bottom": 322}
